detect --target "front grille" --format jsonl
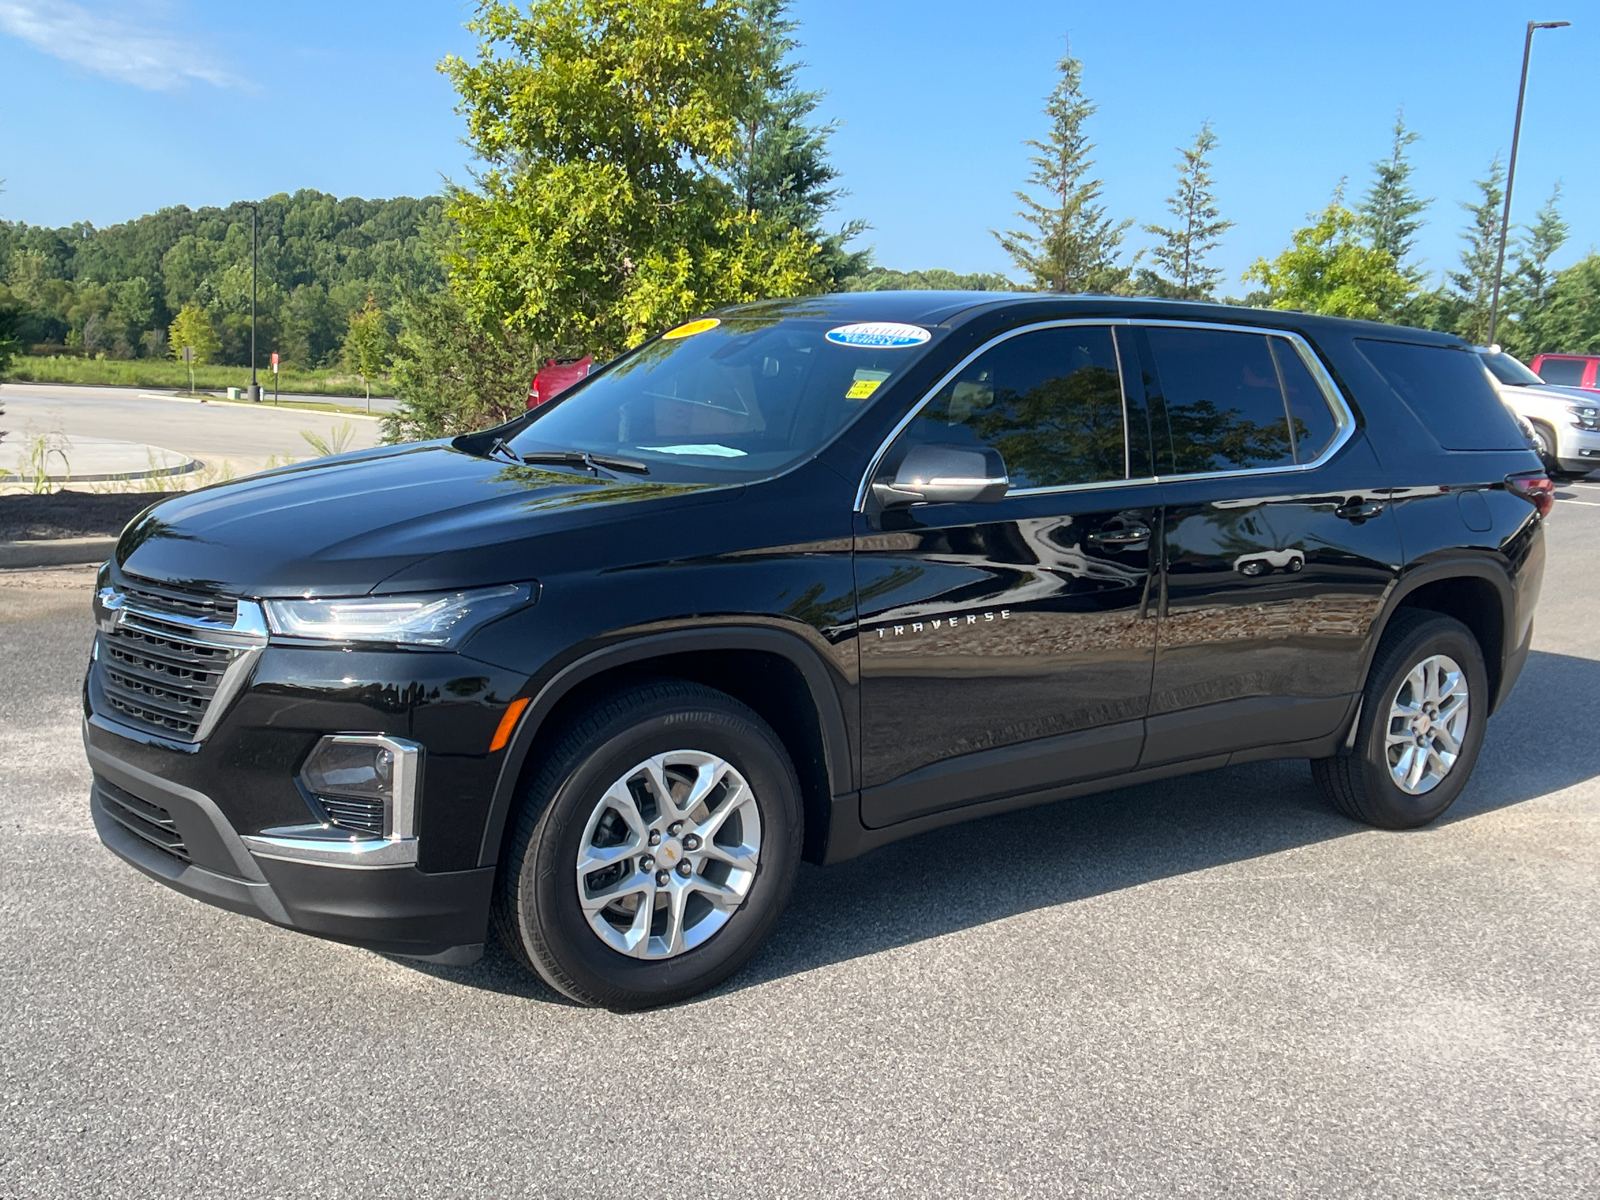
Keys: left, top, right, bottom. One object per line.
{"left": 92, "top": 577, "right": 260, "bottom": 743}
{"left": 97, "top": 778, "right": 189, "bottom": 863}
{"left": 122, "top": 578, "right": 238, "bottom": 627}
{"left": 315, "top": 795, "right": 386, "bottom": 837}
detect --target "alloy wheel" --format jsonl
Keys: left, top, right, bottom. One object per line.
{"left": 1384, "top": 653, "right": 1470, "bottom": 795}
{"left": 574, "top": 751, "right": 761, "bottom": 959}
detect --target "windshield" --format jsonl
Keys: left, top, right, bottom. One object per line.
{"left": 508, "top": 316, "right": 940, "bottom": 481}
{"left": 1479, "top": 349, "right": 1544, "bottom": 387}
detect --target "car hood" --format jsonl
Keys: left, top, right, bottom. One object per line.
{"left": 115, "top": 441, "right": 737, "bottom": 597}
{"left": 1505, "top": 382, "right": 1599, "bottom": 408}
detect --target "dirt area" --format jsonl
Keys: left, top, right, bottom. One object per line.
{"left": 0, "top": 491, "right": 180, "bottom": 541}
{"left": 0, "top": 563, "right": 99, "bottom": 622}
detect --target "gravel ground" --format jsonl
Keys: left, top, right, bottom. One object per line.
{"left": 0, "top": 486, "right": 1597, "bottom": 1199}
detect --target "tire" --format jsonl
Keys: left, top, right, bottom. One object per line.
{"left": 1529, "top": 421, "right": 1558, "bottom": 462}
{"left": 492, "top": 680, "right": 803, "bottom": 1010}
{"left": 1312, "top": 610, "right": 1489, "bottom": 830}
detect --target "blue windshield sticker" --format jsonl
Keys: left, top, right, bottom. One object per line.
{"left": 825, "top": 322, "right": 931, "bottom": 349}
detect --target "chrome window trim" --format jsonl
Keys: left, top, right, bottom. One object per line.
{"left": 1134, "top": 318, "right": 1356, "bottom": 484}
{"left": 852, "top": 316, "right": 1356, "bottom": 511}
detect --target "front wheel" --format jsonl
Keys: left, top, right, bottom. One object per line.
{"left": 492, "top": 681, "right": 802, "bottom": 1010}
{"left": 1312, "top": 610, "right": 1489, "bottom": 829}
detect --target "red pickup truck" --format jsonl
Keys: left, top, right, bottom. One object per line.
{"left": 1529, "top": 353, "right": 1600, "bottom": 392}
{"left": 527, "top": 356, "right": 594, "bottom": 408}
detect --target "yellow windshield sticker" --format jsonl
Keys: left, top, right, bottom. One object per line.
{"left": 663, "top": 317, "right": 720, "bottom": 340}
{"left": 846, "top": 379, "right": 882, "bottom": 400}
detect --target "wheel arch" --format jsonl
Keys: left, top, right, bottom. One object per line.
{"left": 1361, "top": 560, "right": 1515, "bottom": 717}
{"left": 475, "top": 628, "right": 855, "bottom": 870}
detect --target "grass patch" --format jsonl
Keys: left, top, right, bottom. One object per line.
{"left": 5, "top": 355, "right": 395, "bottom": 398}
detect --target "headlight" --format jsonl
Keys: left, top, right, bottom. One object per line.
{"left": 263, "top": 583, "right": 531, "bottom": 648}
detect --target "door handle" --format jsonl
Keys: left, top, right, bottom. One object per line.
{"left": 1088, "top": 524, "right": 1152, "bottom": 547}
{"left": 1335, "top": 498, "right": 1385, "bottom": 522}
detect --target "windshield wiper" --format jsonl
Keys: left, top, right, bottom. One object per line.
{"left": 517, "top": 449, "right": 650, "bottom": 476}
{"left": 488, "top": 437, "right": 523, "bottom": 464}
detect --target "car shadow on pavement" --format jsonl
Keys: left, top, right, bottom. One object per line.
{"left": 410, "top": 649, "right": 1600, "bottom": 1005}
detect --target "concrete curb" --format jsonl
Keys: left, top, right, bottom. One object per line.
{"left": 0, "top": 537, "right": 116, "bottom": 568}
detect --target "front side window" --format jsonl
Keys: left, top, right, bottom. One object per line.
{"left": 875, "top": 325, "right": 1128, "bottom": 492}
{"left": 1536, "top": 357, "right": 1587, "bottom": 387}
{"left": 508, "top": 314, "right": 939, "bottom": 481}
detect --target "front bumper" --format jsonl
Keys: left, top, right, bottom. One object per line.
{"left": 1556, "top": 425, "right": 1600, "bottom": 474}
{"left": 88, "top": 726, "right": 493, "bottom": 962}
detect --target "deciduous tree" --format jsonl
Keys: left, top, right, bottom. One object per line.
{"left": 441, "top": 0, "right": 829, "bottom": 359}
{"left": 167, "top": 302, "right": 219, "bottom": 366}
{"left": 1244, "top": 195, "right": 1414, "bottom": 320}
{"left": 993, "top": 53, "right": 1132, "bottom": 294}
{"left": 341, "top": 294, "right": 393, "bottom": 405}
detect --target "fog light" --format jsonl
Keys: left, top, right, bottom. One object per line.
{"left": 299, "top": 735, "right": 420, "bottom": 839}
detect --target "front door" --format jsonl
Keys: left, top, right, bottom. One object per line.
{"left": 1126, "top": 322, "right": 1403, "bottom": 766}
{"left": 854, "top": 322, "right": 1162, "bottom": 828}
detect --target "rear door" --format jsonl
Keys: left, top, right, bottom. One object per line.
{"left": 853, "top": 322, "right": 1162, "bottom": 827}
{"left": 1129, "top": 322, "right": 1403, "bottom": 767}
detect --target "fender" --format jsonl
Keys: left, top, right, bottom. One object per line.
{"left": 474, "top": 625, "right": 856, "bottom": 868}
{"left": 1350, "top": 552, "right": 1520, "bottom": 726}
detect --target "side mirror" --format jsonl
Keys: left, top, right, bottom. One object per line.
{"left": 871, "top": 443, "right": 1009, "bottom": 508}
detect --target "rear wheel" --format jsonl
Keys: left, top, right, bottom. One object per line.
{"left": 1312, "top": 610, "right": 1488, "bottom": 829}
{"left": 492, "top": 681, "right": 802, "bottom": 1010}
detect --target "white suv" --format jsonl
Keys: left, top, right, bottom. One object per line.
{"left": 1479, "top": 347, "right": 1600, "bottom": 480}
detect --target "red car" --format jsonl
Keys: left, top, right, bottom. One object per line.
{"left": 527, "top": 356, "right": 594, "bottom": 408}
{"left": 1529, "top": 352, "right": 1600, "bottom": 391}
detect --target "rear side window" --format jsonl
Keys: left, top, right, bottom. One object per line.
{"left": 1536, "top": 357, "right": 1587, "bottom": 387}
{"left": 1272, "top": 340, "right": 1341, "bottom": 462}
{"left": 880, "top": 325, "right": 1127, "bottom": 491}
{"left": 1356, "top": 339, "right": 1524, "bottom": 451}
{"left": 1142, "top": 327, "right": 1296, "bottom": 473}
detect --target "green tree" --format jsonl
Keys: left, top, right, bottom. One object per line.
{"left": 1503, "top": 184, "right": 1568, "bottom": 355}
{"left": 0, "top": 292, "right": 23, "bottom": 386}
{"left": 167, "top": 302, "right": 219, "bottom": 366}
{"left": 1532, "top": 253, "right": 1600, "bottom": 355}
{"left": 341, "top": 294, "right": 393, "bottom": 406}
{"left": 1359, "top": 111, "right": 1430, "bottom": 275}
{"left": 1448, "top": 157, "right": 1509, "bottom": 344}
{"left": 994, "top": 53, "right": 1133, "bottom": 294}
{"left": 727, "top": 0, "right": 868, "bottom": 286}
{"left": 440, "top": 0, "right": 829, "bottom": 360}
{"left": 841, "top": 266, "right": 1013, "bottom": 292}
{"left": 1244, "top": 196, "right": 1415, "bottom": 320}
{"left": 1138, "top": 121, "right": 1232, "bottom": 300}
{"left": 383, "top": 289, "right": 542, "bottom": 443}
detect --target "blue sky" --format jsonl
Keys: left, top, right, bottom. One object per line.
{"left": 0, "top": 0, "right": 1594, "bottom": 292}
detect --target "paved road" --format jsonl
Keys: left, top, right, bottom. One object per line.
{"left": 0, "top": 383, "right": 388, "bottom": 480}
{"left": 2, "top": 487, "right": 1598, "bottom": 1199}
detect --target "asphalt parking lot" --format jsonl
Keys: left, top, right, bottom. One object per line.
{"left": 2, "top": 484, "right": 1597, "bottom": 1199}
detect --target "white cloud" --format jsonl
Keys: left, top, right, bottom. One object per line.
{"left": 0, "top": 0, "right": 238, "bottom": 92}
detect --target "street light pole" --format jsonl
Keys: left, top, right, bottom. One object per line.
{"left": 1487, "top": 19, "right": 1570, "bottom": 347}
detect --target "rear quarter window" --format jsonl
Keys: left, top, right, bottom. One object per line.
{"left": 1354, "top": 339, "right": 1525, "bottom": 451}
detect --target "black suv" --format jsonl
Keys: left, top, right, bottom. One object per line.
{"left": 86, "top": 294, "right": 1551, "bottom": 1009}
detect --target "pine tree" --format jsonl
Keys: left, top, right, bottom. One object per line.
{"left": 993, "top": 53, "right": 1132, "bottom": 294}
{"left": 1505, "top": 183, "right": 1568, "bottom": 355}
{"left": 727, "top": 0, "right": 868, "bottom": 285}
{"left": 1448, "top": 157, "right": 1509, "bottom": 345}
{"left": 1359, "top": 111, "right": 1430, "bottom": 274}
{"left": 1137, "top": 121, "right": 1232, "bottom": 300}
